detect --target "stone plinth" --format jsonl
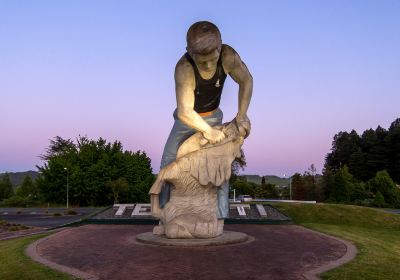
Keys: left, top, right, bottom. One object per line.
{"left": 135, "top": 231, "right": 249, "bottom": 247}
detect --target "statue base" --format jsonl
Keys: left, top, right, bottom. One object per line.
{"left": 134, "top": 231, "right": 249, "bottom": 247}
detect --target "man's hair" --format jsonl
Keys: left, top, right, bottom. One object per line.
{"left": 186, "top": 21, "right": 222, "bottom": 55}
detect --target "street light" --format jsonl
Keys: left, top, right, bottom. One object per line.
{"left": 64, "top": 167, "right": 69, "bottom": 209}
{"left": 284, "top": 174, "right": 292, "bottom": 201}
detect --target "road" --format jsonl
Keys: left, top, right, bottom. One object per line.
{"left": 384, "top": 209, "right": 400, "bottom": 214}
{"left": 0, "top": 207, "right": 102, "bottom": 228}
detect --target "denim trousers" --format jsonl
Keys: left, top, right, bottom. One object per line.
{"left": 159, "top": 108, "right": 229, "bottom": 218}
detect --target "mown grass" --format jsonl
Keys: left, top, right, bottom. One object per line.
{"left": 271, "top": 202, "right": 400, "bottom": 280}
{"left": 0, "top": 233, "right": 74, "bottom": 280}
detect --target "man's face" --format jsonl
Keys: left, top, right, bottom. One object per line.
{"left": 191, "top": 49, "right": 220, "bottom": 73}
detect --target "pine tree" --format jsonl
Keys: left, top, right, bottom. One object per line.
{"left": 387, "top": 119, "right": 400, "bottom": 183}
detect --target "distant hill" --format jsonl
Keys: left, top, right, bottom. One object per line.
{"left": 244, "top": 175, "right": 290, "bottom": 187}
{"left": 0, "top": 170, "right": 39, "bottom": 190}
{"left": 0, "top": 171, "right": 306, "bottom": 189}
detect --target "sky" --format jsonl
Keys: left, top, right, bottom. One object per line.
{"left": 1, "top": 0, "right": 399, "bottom": 176}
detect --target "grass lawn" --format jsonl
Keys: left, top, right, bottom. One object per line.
{"left": 271, "top": 202, "right": 400, "bottom": 280}
{"left": 0, "top": 233, "right": 73, "bottom": 280}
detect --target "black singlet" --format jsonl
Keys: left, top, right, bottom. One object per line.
{"left": 184, "top": 47, "right": 227, "bottom": 113}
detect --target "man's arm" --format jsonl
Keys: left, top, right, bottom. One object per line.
{"left": 175, "top": 58, "right": 226, "bottom": 144}
{"left": 223, "top": 46, "right": 253, "bottom": 137}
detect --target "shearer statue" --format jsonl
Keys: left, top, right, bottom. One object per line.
{"left": 159, "top": 21, "right": 253, "bottom": 219}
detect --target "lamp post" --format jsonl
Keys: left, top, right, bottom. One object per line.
{"left": 64, "top": 167, "right": 69, "bottom": 209}
{"left": 284, "top": 174, "right": 292, "bottom": 200}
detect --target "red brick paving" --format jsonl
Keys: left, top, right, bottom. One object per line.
{"left": 36, "top": 224, "right": 347, "bottom": 280}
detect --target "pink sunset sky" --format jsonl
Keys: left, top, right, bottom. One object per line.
{"left": 1, "top": 1, "right": 399, "bottom": 176}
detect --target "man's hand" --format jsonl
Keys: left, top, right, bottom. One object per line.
{"left": 235, "top": 114, "right": 251, "bottom": 138}
{"left": 202, "top": 127, "right": 226, "bottom": 144}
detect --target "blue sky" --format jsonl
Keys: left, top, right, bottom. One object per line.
{"left": 1, "top": 0, "right": 399, "bottom": 175}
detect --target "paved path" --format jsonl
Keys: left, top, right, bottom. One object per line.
{"left": 28, "top": 224, "right": 356, "bottom": 280}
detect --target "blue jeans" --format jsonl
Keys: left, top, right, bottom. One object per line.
{"left": 159, "top": 108, "right": 230, "bottom": 218}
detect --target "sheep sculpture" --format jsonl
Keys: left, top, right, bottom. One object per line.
{"left": 149, "top": 119, "right": 247, "bottom": 238}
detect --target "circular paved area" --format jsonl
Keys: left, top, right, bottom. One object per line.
{"left": 28, "top": 224, "right": 354, "bottom": 280}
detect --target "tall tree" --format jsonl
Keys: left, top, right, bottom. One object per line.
{"left": 331, "top": 165, "right": 355, "bottom": 203}
{"left": 325, "top": 130, "right": 361, "bottom": 173}
{"left": 16, "top": 176, "right": 40, "bottom": 199}
{"left": 0, "top": 173, "right": 14, "bottom": 201}
{"left": 387, "top": 119, "right": 400, "bottom": 183}
{"left": 321, "top": 166, "right": 335, "bottom": 200}
{"left": 292, "top": 173, "right": 306, "bottom": 200}
{"left": 360, "top": 127, "right": 388, "bottom": 181}
{"left": 303, "top": 164, "right": 317, "bottom": 201}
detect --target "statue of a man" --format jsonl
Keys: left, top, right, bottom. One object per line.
{"left": 159, "top": 21, "right": 253, "bottom": 218}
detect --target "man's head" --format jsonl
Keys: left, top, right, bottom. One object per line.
{"left": 186, "top": 21, "right": 222, "bottom": 72}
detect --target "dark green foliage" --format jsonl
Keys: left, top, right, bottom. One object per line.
{"left": 321, "top": 166, "right": 335, "bottom": 200}
{"left": 0, "top": 196, "right": 38, "bottom": 207}
{"left": 323, "top": 118, "right": 400, "bottom": 208}
{"left": 367, "top": 170, "right": 397, "bottom": 205}
{"left": 231, "top": 176, "right": 257, "bottom": 196}
{"left": 36, "top": 135, "right": 155, "bottom": 206}
{"left": 325, "top": 130, "right": 361, "bottom": 173}
{"left": 350, "top": 182, "right": 369, "bottom": 202}
{"left": 107, "top": 178, "right": 129, "bottom": 204}
{"left": 229, "top": 149, "right": 246, "bottom": 185}
{"left": 15, "top": 176, "right": 40, "bottom": 199}
{"left": 254, "top": 177, "right": 279, "bottom": 198}
{"left": 331, "top": 166, "right": 355, "bottom": 203}
{"left": 0, "top": 173, "right": 14, "bottom": 201}
{"left": 291, "top": 173, "right": 305, "bottom": 200}
{"left": 387, "top": 119, "right": 400, "bottom": 182}
{"left": 373, "top": 191, "right": 385, "bottom": 207}
{"left": 325, "top": 118, "right": 400, "bottom": 183}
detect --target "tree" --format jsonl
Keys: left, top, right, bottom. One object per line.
{"left": 331, "top": 165, "right": 355, "bottom": 203}
{"left": 107, "top": 178, "right": 129, "bottom": 204}
{"left": 367, "top": 170, "right": 397, "bottom": 206}
{"left": 325, "top": 130, "right": 361, "bottom": 173}
{"left": 359, "top": 127, "right": 388, "bottom": 181}
{"left": 254, "top": 178, "right": 278, "bottom": 198}
{"left": 373, "top": 191, "right": 385, "bottom": 208}
{"left": 292, "top": 173, "right": 306, "bottom": 200}
{"left": 36, "top": 136, "right": 155, "bottom": 206}
{"left": 387, "top": 118, "right": 400, "bottom": 183}
{"left": 321, "top": 166, "right": 335, "bottom": 200}
{"left": 0, "top": 173, "right": 14, "bottom": 201}
{"left": 230, "top": 149, "right": 246, "bottom": 185}
{"left": 16, "top": 176, "right": 40, "bottom": 199}
{"left": 231, "top": 177, "right": 257, "bottom": 197}
{"left": 348, "top": 148, "right": 368, "bottom": 181}
{"left": 302, "top": 164, "right": 319, "bottom": 201}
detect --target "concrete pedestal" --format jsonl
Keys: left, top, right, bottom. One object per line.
{"left": 134, "top": 231, "right": 249, "bottom": 247}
